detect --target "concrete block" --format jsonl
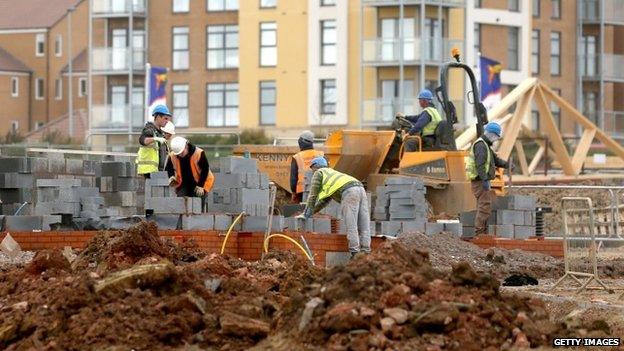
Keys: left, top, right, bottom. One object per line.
{"left": 443, "top": 222, "right": 463, "bottom": 237}
{"left": 150, "top": 215, "right": 181, "bottom": 230}
{"left": 184, "top": 197, "right": 202, "bottom": 214}
{"left": 115, "top": 177, "right": 138, "bottom": 191}
{"left": 514, "top": 226, "right": 534, "bottom": 239}
{"left": 494, "top": 195, "right": 536, "bottom": 210}
{"left": 214, "top": 214, "right": 237, "bottom": 231}
{"left": 101, "top": 162, "right": 128, "bottom": 177}
{"left": 283, "top": 217, "right": 301, "bottom": 231}
{"left": 424, "top": 222, "right": 445, "bottom": 235}
{"left": 496, "top": 210, "right": 526, "bottom": 226}
{"left": 47, "top": 158, "right": 66, "bottom": 174}
{"left": 96, "top": 177, "right": 113, "bottom": 192}
{"left": 213, "top": 173, "right": 246, "bottom": 189}
{"left": 148, "top": 197, "right": 186, "bottom": 214}
{"left": 524, "top": 211, "right": 536, "bottom": 226}
{"left": 269, "top": 215, "right": 284, "bottom": 231}
{"left": 384, "top": 176, "right": 425, "bottom": 187}
{"left": 245, "top": 173, "right": 260, "bottom": 189}
{"left": 488, "top": 224, "right": 514, "bottom": 238}
{"left": 241, "top": 215, "right": 268, "bottom": 232}
{"left": 146, "top": 177, "right": 170, "bottom": 187}
{"left": 34, "top": 202, "right": 81, "bottom": 216}
{"left": 219, "top": 157, "right": 258, "bottom": 174}
{"left": 31, "top": 158, "right": 48, "bottom": 173}
{"left": 0, "top": 189, "right": 32, "bottom": 203}
{"left": 326, "top": 252, "right": 350, "bottom": 267}
{"left": 313, "top": 218, "right": 332, "bottom": 234}
{"left": 4, "top": 215, "right": 43, "bottom": 231}
{"left": 240, "top": 188, "right": 269, "bottom": 204}
{"left": 36, "top": 179, "right": 81, "bottom": 188}
{"left": 401, "top": 220, "right": 426, "bottom": 233}
{"left": 181, "top": 214, "right": 214, "bottom": 230}
{"left": 65, "top": 159, "right": 84, "bottom": 175}
{"left": 42, "top": 215, "right": 62, "bottom": 230}
{"left": 0, "top": 157, "right": 30, "bottom": 173}
{"left": 151, "top": 171, "right": 169, "bottom": 179}
{"left": 259, "top": 173, "right": 270, "bottom": 189}
{"left": 1, "top": 203, "right": 32, "bottom": 216}
{"left": 372, "top": 211, "right": 388, "bottom": 221}
{"left": 83, "top": 160, "right": 97, "bottom": 175}
{"left": 0, "top": 173, "right": 34, "bottom": 189}
{"left": 461, "top": 226, "right": 476, "bottom": 238}
{"left": 57, "top": 189, "right": 80, "bottom": 203}
{"left": 151, "top": 187, "right": 165, "bottom": 198}
{"left": 380, "top": 221, "right": 402, "bottom": 237}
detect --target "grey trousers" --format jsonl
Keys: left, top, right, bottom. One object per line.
{"left": 341, "top": 186, "right": 371, "bottom": 253}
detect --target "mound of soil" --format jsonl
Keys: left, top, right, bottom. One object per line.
{"left": 24, "top": 250, "right": 70, "bottom": 275}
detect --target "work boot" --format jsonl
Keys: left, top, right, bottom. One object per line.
{"left": 349, "top": 251, "right": 359, "bottom": 260}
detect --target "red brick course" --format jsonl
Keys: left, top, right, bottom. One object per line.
{"left": 469, "top": 235, "right": 564, "bottom": 257}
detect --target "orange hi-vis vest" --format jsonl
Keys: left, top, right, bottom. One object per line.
{"left": 170, "top": 146, "right": 215, "bottom": 192}
{"left": 292, "top": 149, "right": 325, "bottom": 194}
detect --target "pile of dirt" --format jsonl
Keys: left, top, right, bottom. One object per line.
{"left": 24, "top": 250, "right": 71, "bottom": 275}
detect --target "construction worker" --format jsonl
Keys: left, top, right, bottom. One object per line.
{"left": 166, "top": 137, "right": 215, "bottom": 210}
{"left": 466, "top": 122, "right": 509, "bottom": 236}
{"left": 137, "top": 105, "right": 171, "bottom": 178}
{"left": 300, "top": 157, "right": 370, "bottom": 258}
{"left": 401, "top": 89, "right": 442, "bottom": 151}
{"left": 290, "top": 130, "right": 324, "bottom": 203}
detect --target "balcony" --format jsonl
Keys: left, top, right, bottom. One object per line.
{"left": 362, "top": 0, "right": 465, "bottom": 7}
{"left": 361, "top": 98, "right": 464, "bottom": 126}
{"left": 91, "top": 47, "right": 146, "bottom": 74}
{"left": 91, "top": 105, "right": 145, "bottom": 131}
{"left": 92, "top": 0, "right": 146, "bottom": 17}
{"left": 579, "top": 54, "right": 624, "bottom": 82}
{"left": 362, "top": 37, "right": 464, "bottom": 66}
{"left": 581, "top": 0, "right": 624, "bottom": 24}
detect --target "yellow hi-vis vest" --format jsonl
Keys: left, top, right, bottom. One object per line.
{"left": 465, "top": 137, "right": 492, "bottom": 180}
{"left": 293, "top": 149, "right": 325, "bottom": 194}
{"left": 317, "top": 168, "right": 359, "bottom": 202}
{"left": 136, "top": 142, "right": 160, "bottom": 175}
{"left": 422, "top": 107, "right": 442, "bottom": 136}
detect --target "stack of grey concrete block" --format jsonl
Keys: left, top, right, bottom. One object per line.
{"left": 95, "top": 161, "right": 143, "bottom": 217}
{"left": 373, "top": 176, "right": 427, "bottom": 237}
{"left": 0, "top": 157, "right": 35, "bottom": 216}
{"left": 460, "top": 195, "right": 537, "bottom": 239}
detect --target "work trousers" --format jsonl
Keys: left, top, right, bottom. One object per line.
{"left": 405, "top": 135, "right": 436, "bottom": 152}
{"left": 341, "top": 186, "right": 371, "bottom": 253}
{"left": 471, "top": 180, "right": 493, "bottom": 235}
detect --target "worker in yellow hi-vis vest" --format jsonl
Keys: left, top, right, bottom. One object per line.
{"left": 136, "top": 105, "right": 171, "bottom": 178}
{"left": 401, "top": 89, "right": 442, "bottom": 151}
{"left": 299, "top": 157, "right": 370, "bottom": 258}
{"left": 290, "top": 130, "right": 324, "bottom": 203}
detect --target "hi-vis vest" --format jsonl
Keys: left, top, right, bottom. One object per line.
{"left": 170, "top": 147, "right": 215, "bottom": 192}
{"left": 465, "top": 137, "right": 492, "bottom": 181}
{"left": 293, "top": 149, "right": 325, "bottom": 193}
{"left": 317, "top": 168, "right": 359, "bottom": 202}
{"left": 422, "top": 107, "right": 442, "bottom": 136}
{"left": 136, "top": 142, "right": 160, "bottom": 175}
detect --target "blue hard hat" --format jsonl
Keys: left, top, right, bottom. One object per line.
{"left": 417, "top": 89, "right": 434, "bottom": 101}
{"left": 310, "top": 156, "right": 328, "bottom": 168}
{"left": 152, "top": 104, "right": 172, "bottom": 117}
{"left": 484, "top": 122, "right": 502, "bottom": 137}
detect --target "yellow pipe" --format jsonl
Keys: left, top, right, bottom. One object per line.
{"left": 219, "top": 212, "right": 245, "bottom": 255}
{"left": 263, "top": 233, "right": 313, "bottom": 262}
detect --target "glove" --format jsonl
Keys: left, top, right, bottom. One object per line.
{"left": 168, "top": 176, "right": 178, "bottom": 186}
{"left": 482, "top": 180, "right": 491, "bottom": 191}
{"left": 194, "top": 186, "right": 205, "bottom": 197}
{"left": 395, "top": 112, "right": 405, "bottom": 119}
{"left": 153, "top": 137, "right": 166, "bottom": 144}
{"left": 295, "top": 214, "right": 306, "bottom": 220}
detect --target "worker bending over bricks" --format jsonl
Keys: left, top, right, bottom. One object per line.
{"left": 166, "top": 137, "right": 215, "bottom": 212}
{"left": 300, "top": 157, "right": 371, "bottom": 258}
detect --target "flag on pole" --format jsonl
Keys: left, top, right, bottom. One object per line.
{"left": 147, "top": 66, "right": 168, "bottom": 118}
{"left": 479, "top": 56, "right": 502, "bottom": 111}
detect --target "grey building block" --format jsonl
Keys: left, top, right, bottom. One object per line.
{"left": 47, "top": 158, "right": 66, "bottom": 174}
{"left": 101, "top": 162, "right": 128, "bottom": 177}
{"left": 459, "top": 211, "right": 476, "bottom": 225}
{"left": 36, "top": 179, "right": 81, "bottom": 188}
{"left": 524, "top": 211, "right": 536, "bottom": 226}
{"left": 401, "top": 220, "right": 426, "bottom": 233}
{"left": 269, "top": 215, "right": 284, "bottom": 231}
{"left": 313, "top": 218, "right": 332, "bottom": 234}
{"left": 184, "top": 197, "right": 202, "bottom": 214}
{"left": 82, "top": 203, "right": 103, "bottom": 212}
{"left": 0, "top": 157, "right": 30, "bottom": 173}
{"left": 0, "top": 189, "right": 32, "bottom": 203}
{"left": 151, "top": 171, "right": 169, "bottom": 179}
{"left": 0, "top": 173, "right": 34, "bottom": 189}
{"left": 104, "top": 217, "right": 143, "bottom": 230}
{"left": 42, "top": 215, "right": 62, "bottom": 230}
{"left": 151, "top": 186, "right": 165, "bottom": 198}
{"left": 259, "top": 173, "right": 270, "bottom": 189}
{"left": 97, "top": 177, "right": 114, "bottom": 192}
{"left": 214, "top": 214, "right": 238, "bottom": 231}
{"left": 83, "top": 160, "right": 97, "bottom": 175}
{"left": 494, "top": 195, "right": 536, "bottom": 210}
{"left": 443, "top": 222, "right": 463, "bottom": 237}
{"left": 245, "top": 173, "right": 260, "bottom": 189}
{"left": 146, "top": 177, "right": 170, "bottom": 187}
{"left": 380, "top": 221, "right": 402, "bottom": 237}
{"left": 65, "top": 159, "right": 84, "bottom": 175}
{"left": 425, "top": 222, "right": 445, "bottom": 236}
{"left": 239, "top": 188, "right": 269, "bottom": 205}
{"left": 514, "top": 226, "right": 535, "bottom": 239}
{"left": 384, "top": 176, "right": 425, "bottom": 187}
{"left": 1, "top": 203, "right": 31, "bottom": 215}
{"left": 4, "top": 215, "right": 43, "bottom": 231}
{"left": 34, "top": 202, "right": 81, "bottom": 216}
{"left": 326, "top": 252, "right": 350, "bottom": 267}
{"left": 115, "top": 177, "right": 138, "bottom": 191}
{"left": 461, "top": 226, "right": 476, "bottom": 238}
{"left": 181, "top": 214, "right": 215, "bottom": 230}
{"left": 241, "top": 215, "right": 268, "bottom": 232}
{"left": 31, "top": 158, "right": 49, "bottom": 174}
{"left": 283, "top": 217, "right": 301, "bottom": 231}
{"left": 213, "top": 173, "right": 246, "bottom": 189}
{"left": 389, "top": 198, "right": 418, "bottom": 206}
{"left": 496, "top": 210, "right": 526, "bottom": 226}
{"left": 57, "top": 189, "right": 80, "bottom": 203}
{"left": 488, "top": 224, "right": 514, "bottom": 238}
{"left": 147, "top": 197, "right": 186, "bottom": 214}
{"left": 150, "top": 215, "right": 181, "bottom": 230}
{"left": 219, "top": 157, "right": 258, "bottom": 174}
{"left": 118, "top": 191, "right": 138, "bottom": 207}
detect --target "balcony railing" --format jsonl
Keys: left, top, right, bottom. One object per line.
{"left": 579, "top": 54, "right": 624, "bottom": 81}
{"left": 91, "top": 105, "right": 145, "bottom": 130}
{"left": 92, "top": 47, "right": 146, "bottom": 73}
{"left": 362, "top": 37, "right": 464, "bottom": 65}
{"left": 581, "top": 0, "right": 624, "bottom": 23}
{"left": 92, "top": 0, "right": 146, "bottom": 16}
{"left": 362, "top": 0, "right": 465, "bottom": 7}
{"left": 361, "top": 98, "right": 464, "bottom": 126}
{"left": 603, "top": 111, "right": 624, "bottom": 140}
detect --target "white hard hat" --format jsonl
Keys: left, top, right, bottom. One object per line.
{"left": 162, "top": 121, "right": 175, "bottom": 135}
{"left": 171, "top": 136, "right": 188, "bottom": 156}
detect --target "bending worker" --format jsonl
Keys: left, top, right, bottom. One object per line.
{"left": 290, "top": 130, "right": 324, "bottom": 203}
{"left": 300, "top": 157, "right": 370, "bottom": 258}
{"left": 166, "top": 137, "right": 215, "bottom": 209}
{"left": 400, "top": 89, "right": 442, "bottom": 151}
{"left": 137, "top": 105, "right": 172, "bottom": 178}
{"left": 465, "top": 122, "right": 508, "bottom": 236}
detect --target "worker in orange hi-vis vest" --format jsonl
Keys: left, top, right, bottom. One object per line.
{"left": 290, "top": 130, "right": 324, "bottom": 203}
{"left": 165, "top": 137, "right": 215, "bottom": 212}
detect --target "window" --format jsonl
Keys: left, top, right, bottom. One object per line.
{"left": 507, "top": 27, "right": 519, "bottom": 70}
{"left": 79, "top": 77, "right": 87, "bottom": 97}
{"left": 580, "top": 35, "right": 597, "bottom": 77}
{"left": 583, "top": 91, "right": 597, "bottom": 123}
{"left": 260, "top": 22, "right": 277, "bottom": 67}
{"left": 260, "top": 0, "right": 276, "bottom": 8}
{"left": 508, "top": 0, "right": 519, "bottom": 11}
{"left": 55, "top": 79, "right": 62, "bottom": 100}
{"left": 380, "top": 18, "right": 416, "bottom": 61}
{"left": 551, "top": 88, "right": 561, "bottom": 129}
{"left": 172, "top": 27, "right": 189, "bottom": 70}
{"left": 172, "top": 84, "right": 189, "bottom": 127}
{"left": 531, "top": 102, "right": 540, "bottom": 130}
{"left": 550, "top": 31, "right": 561, "bottom": 75}
{"left": 531, "top": 30, "right": 540, "bottom": 74}
{"left": 55, "top": 35, "right": 62, "bottom": 57}
{"left": 36, "top": 33, "right": 45, "bottom": 56}
{"left": 173, "top": 0, "right": 189, "bottom": 12}
{"left": 35, "top": 78, "right": 44, "bottom": 99}
{"left": 320, "top": 79, "right": 336, "bottom": 115}
{"left": 259, "top": 81, "right": 276, "bottom": 125}
{"left": 207, "top": 0, "right": 238, "bottom": 11}
{"left": 321, "top": 20, "right": 336, "bottom": 65}
{"left": 10, "top": 77, "right": 18, "bottom": 97}
{"left": 474, "top": 23, "right": 481, "bottom": 66}
{"left": 11, "top": 121, "right": 18, "bottom": 133}
{"left": 532, "top": 0, "right": 540, "bottom": 17}
{"left": 207, "top": 83, "right": 239, "bottom": 127}
{"left": 321, "top": 0, "right": 335, "bottom": 6}
{"left": 551, "top": 0, "right": 560, "bottom": 18}
{"left": 207, "top": 25, "right": 239, "bottom": 69}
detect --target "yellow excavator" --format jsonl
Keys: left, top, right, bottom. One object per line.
{"left": 233, "top": 50, "right": 505, "bottom": 215}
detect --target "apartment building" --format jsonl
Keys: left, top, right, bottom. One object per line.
{"left": 0, "top": 0, "right": 88, "bottom": 139}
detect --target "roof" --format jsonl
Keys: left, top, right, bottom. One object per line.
{"left": 0, "top": 0, "right": 82, "bottom": 30}
{"left": 61, "top": 49, "right": 87, "bottom": 73}
{"left": 0, "top": 46, "right": 31, "bottom": 72}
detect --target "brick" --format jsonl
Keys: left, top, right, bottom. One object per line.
{"left": 514, "top": 226, "right": 535, "bottom": 239}
{"left": 36, "top": 179, "right": 81, "bottom": 188}
{"left": 219, "top": 157, "right": 258, "bottom": 174}
{"left": 488, "top": 224, "right": 514, "bottom": 238}
{"left": 181, "top": 214, "right": 215, "bottom": 230}
{"left": 496, "top": 210, "right": 526, "bottom": 226}
{"left": 425, "top": 222, "right": 445, "bottom": 235}
{"left": 0, "top": 173, "right": 34, "bottom": 189}
{"left": 149, "top": 215, "right": 181, "bottom": 230}
{"left": 4, "top": 216, "right": 43, "bottom": 231}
